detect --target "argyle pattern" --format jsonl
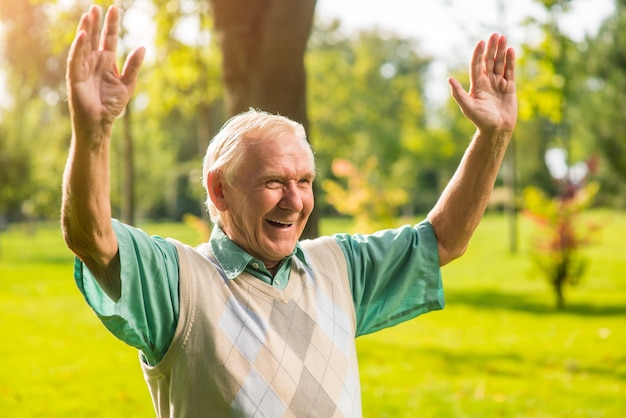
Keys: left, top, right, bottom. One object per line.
{"left": 220, "top": 262, "right": 361, "bottom": 417}
{"left": 142, "top": 238, "right": 361, "bottom": 418}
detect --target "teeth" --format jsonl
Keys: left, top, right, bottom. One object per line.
{"left": 269, "top": 219, "right": 292, "bottom": 226}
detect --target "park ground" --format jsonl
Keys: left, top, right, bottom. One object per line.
{"left": 0, "top": 211, "right": 624, "bottom": 417}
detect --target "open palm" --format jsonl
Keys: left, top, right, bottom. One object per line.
{"left": 449, "top": 33, "right": 517, "bottom": 135}
{"left": 66, "top": 6, "right": 144, "bottom": 132}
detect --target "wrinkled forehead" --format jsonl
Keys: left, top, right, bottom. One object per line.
{"left": 241, "top": 130, "right": 315, "bottom": 166}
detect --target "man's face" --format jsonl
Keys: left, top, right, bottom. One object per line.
{"left": 219, "top": 133, "right": 315, "bottom": 271}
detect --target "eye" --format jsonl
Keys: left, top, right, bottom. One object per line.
{"left": 297, "top": 178, "right": 313, "bottom": 188}
{"left": 266, "top": 179, "right": 283, "bottom": 189}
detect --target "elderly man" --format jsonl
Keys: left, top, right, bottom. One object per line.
{"left": 62, "top": 4, "right": 516, "bottom": 417}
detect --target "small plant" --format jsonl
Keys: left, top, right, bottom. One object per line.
{"left": 523, "top": 151, "right": 600, "bottom": 309}
{"left": 322, "top": 157, "right": 408, "bottom": 233}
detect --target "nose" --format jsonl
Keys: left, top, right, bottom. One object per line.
{"left": 279, "top": 181, "right": 304, "bottom": 212}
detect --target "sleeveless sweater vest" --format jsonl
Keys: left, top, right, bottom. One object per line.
{"left": 141, "top": 236, "right": 362, "bottom": 417}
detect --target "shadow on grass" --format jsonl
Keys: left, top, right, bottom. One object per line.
{"left": 422, "top": 348, "right": 527, "bottom": 378}
{"left": 3, "top": 254, "right": 73, "bottom": 266}
{"left": 445, "top": 289, "right": 626, "bottom": 317}
{"left": 408, "top": 347, "right": 626, "bottom": 381}
{"left": 361, "top": 337, "right": 626, "bottom": 382}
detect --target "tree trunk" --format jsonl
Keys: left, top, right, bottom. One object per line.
{"left": 121, "top": 103, "right": 135, "bottom": 225}
{"left": 554, "top": 280, "right": 565, "bottom": 310}
{"left": 207, "top": 0, "right": 319, "bottom": 237}
{"left": 553, "top": 264, "right": 567, "bottom": 310}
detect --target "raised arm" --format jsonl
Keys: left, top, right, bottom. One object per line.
{"left": 61, "top": 5, "right": 145, "bottom": 300}
{"left": 427, "top": 33, "right": 517, "bottom": 266}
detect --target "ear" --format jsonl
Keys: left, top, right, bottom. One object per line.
{"left": 207, "top": 171, "right": 228, "bottom": 211}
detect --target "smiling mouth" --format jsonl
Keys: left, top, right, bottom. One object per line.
{"left": 267, "top": 219, "right": 293, "bottom": 228}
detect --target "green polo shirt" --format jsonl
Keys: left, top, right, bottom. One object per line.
{"left": 207, "top": 226, "right": 303, "bottom": 289}
{"left": 75, "top": 219, "right": 443, "bottom": 366}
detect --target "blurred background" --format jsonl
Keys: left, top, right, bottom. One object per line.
{"left": 1, "top": 0, "right": 625, "bottom": 226}
{"left": 0, "top": 0, "right": 624, "bottom": 416}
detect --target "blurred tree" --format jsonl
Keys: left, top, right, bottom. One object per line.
{"left": 127, "top": 0, "right": 224, "bottom": 220}
{"left": 0, "top": 124, "right": 30, "bottom": 218}
{"left": 149, "top": 0, "right": 223, "bottom": 156}
{"left": 583, "top": 0, "right": 626, "bottom": 206}
{"left": 0, "top": 1, "right": 66, "bottom": 96}
{"left": 207, "top": 0, "right": 315, "bottom": 121}
{"left": 307, "top": 20, "right": 457, "bottom": 219}
{"left": 117, "top": 0, "right": 138, "bottom": 225}
{"left": 518, "top": 0, "right": 625, "bottom": 207}
{"left": 518, "top": 0, "right": 579, "bottom": 195}
{"left": 0, "top": 0, "right": 81, "bottom": 220}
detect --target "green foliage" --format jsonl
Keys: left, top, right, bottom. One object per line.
{"left": 124, "top": 0, "right": 223, "bottom": 219}
{"left": 517, "top": 0, "right": 626, "bottom": 206}
{"left": 322, "top": 157, "right": 408, "bottom": 233}
{"left": 2, "top": 0, "right": 626, "bottom": 222}
{"left": 513, "top": 2, "right": 583, "bottom": 200}
{"left": 307, "top": 20, "right": 464, "bottom": 215}
{"left": 582, "top": 1, "right": 626, "bottom": 189}
{"left": 0, "top": 125, "right": 31, "bottom": 216}
{"left": 523, "top": 182, "right": 600, "bottom": 309}
{"left": 517, "top": 46, "right": 566, "bottom": 125}
{"left": 108, "top": 108, "right": 182, "bottom": 220}
{"left": 0, "top": 0, "right": 68, "bottom": 100}
{"left": 2, "top": 213, "right": 625, "bottom": 417}
{"left": 0, "top": 0, "right": 78, "bottom": 219}
{"left": 146, "top": 0, "right": 222, "bottom": 117}
{"left": 0, "top": 84, "right": 71, "bottom": 220}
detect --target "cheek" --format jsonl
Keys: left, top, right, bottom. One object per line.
{"left": 244, "top": 190, "right": 280, "bottom": 218}
{"left": 302, "top": 190, "right": 315, "bottom": 213}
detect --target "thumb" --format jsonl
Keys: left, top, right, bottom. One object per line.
{"left": 448, "top": 77, "right": 471, "bottom": 115}
{"left": 120, "top": 46, "right": 146, "bottom": 90}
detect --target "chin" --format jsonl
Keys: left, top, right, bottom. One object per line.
{"left": 266, "top": 242, "right": 296, "bottom": 258}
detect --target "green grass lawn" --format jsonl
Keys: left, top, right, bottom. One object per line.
{"left": 0, "top": 211, "right": 624, "bottom": 417}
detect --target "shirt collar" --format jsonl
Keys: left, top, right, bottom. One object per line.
{"left": 207, "top": 225, "right": 308, "bottom": 279}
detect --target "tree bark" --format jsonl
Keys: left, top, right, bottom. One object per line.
{"left": 208, "top": 0, "right": 319, "bottom": 237}
{"left": 121, "top": 103, "right": 135, "bottom": 225}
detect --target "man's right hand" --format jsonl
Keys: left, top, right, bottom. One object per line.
{"left": 66, "top": 5, "right": 145, "bottom": 135}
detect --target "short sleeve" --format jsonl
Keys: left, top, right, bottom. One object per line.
{"left": 74, "top": 219, "right": 180, "bottom": 365}
{"left": 334, "top": 219, "right": 444, "bottom": 336}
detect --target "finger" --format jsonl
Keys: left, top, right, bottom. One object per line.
{"left": 120, "top": 47, "right": 146, "bottom": 89}
{"left": 74, "top": 9, "right": 89, "bottom": 38}
{"left": 87, "top": 5, "right": 101, "bottom": 53}
{"left": 100, "top": 6, "right": 120, "bottom": 53}
{"left": 67, "top": 29, "right": 87, "bottom": 81}
{"left": 448, "top": 77, "right": 471, "bottom": 114}
{"left": 505, "top": 47, "right": 516, "bottom": 82}
{"left": 67, "top": 7, "right": 99, "bottom": 82}
{"left": 493, "top": 36, "right": 507, "bottom": 76}
{"left": 469, "top": 39, "right": 486, "bottom": 85}
{"left": 483, "top": 33, "right": 499, "bottom": 74}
